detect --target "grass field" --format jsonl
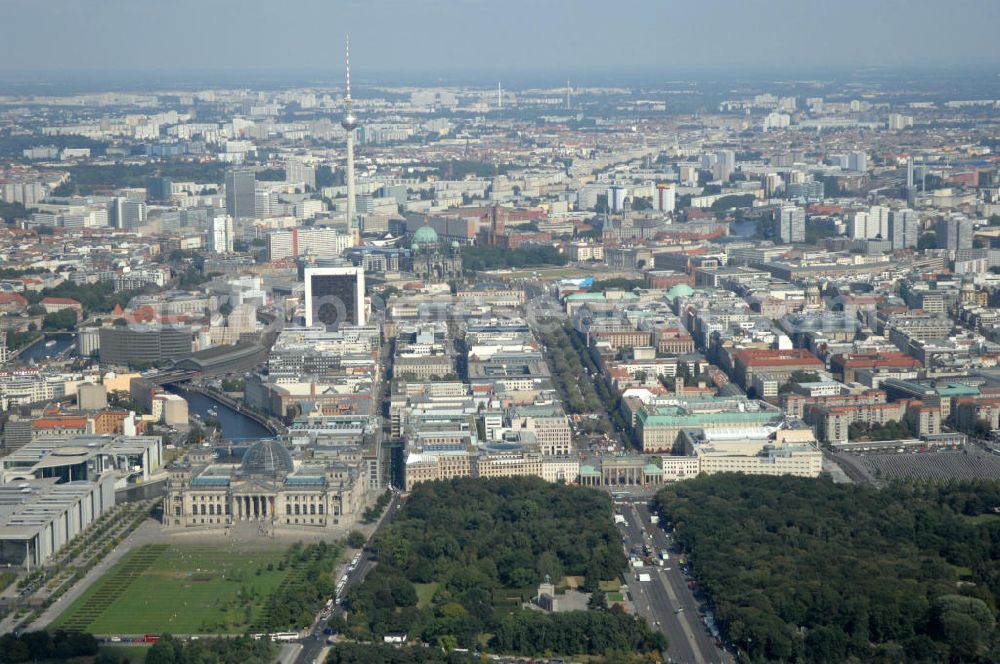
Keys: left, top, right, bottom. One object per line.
{"left": 961, "top": 513, "right": 1000, "bottom": 525}
{"left": 414, "top": 582, "right": 439, "bottom": 609}
{"left": 53, "top": 544, "right": 289, "bottom": 634}
{"left": 98, "top": 645, "right": 150, "bottom": 662}
{"left": 498, "top": 266, "right": 592, "bottom": 280}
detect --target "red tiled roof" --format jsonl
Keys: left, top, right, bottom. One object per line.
{"left": 834, "top": 352, "right": 920, "bottom": 368}
{"left": 733, "top": 348, "right": 823, "bottom": 367}
{"left": 0, "top": 293, "right": 28, "bottom": 306}
{"left": 33, "top": 417, "right": 88, "bottom": 429}
{"left": 41, "top": 296, "right": 82, "bottom": 306}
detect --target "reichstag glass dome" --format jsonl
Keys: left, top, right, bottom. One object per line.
{"left": 240, "top": 440, "right": 294, "bottom": 475}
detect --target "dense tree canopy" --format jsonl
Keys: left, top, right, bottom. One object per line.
{"left": 144, "top": 634, "right": 275, "bottom": 664}
{"left": 27, "top": 280, "right": 140, "bottom": 314}
{"left": 327, "top": 644, "right": 476, "bottom": 664}
{"left": 345, "top": 478, "right": 663, "bottom": 657}
{"left": 588, "top": 278, "right": 646, "bottom": 292}
{"left": 0, "top": 630, "right": 97, "bottom": 663}
{"left": 848, "top": 419, "right": 913, "bottom": 441}
{"left": 56, "top": 162, "right": 228, "bottom": 196}
{"left": 260, "top": 540, "right": 342, "bottom": 631}
{"left": 0, "top": 200, "right": 31, "bottom": 223}
{"left": 42, "top": 308, "right": 78, "bottom": 330}
{"left": 652, "top": 475, "right": 1000, "bottom": 663}
{"left": 461, "top": 245, "right": 566, "bottom": 272}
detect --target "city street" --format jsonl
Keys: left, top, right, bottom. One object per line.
{"left": 616, "top": 500, "right": 729, "bottom": 664}
{"left": 293, "top": 492, "right": 401, "bottom": 664}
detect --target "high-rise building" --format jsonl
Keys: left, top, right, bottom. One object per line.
{"left": 889, "top": 209, "right": 920, "bottom": 249}
{"left": 267, "top": 227, "right": 352, "bottom": 261}
{"left": 849, "top": 212, "right": 870, "bottom": 240}
{"left": 785, "top": 181, "right": 824, "bottom": 200}
{"left": 304, "top": 266, "right": 366, "bottom": 328}
{"left": 113, "top": 198, "right": 145, "bottom": 230}
{"left": 146, "top": 176, "right": 173, "bottom": 202}
{"left": 286, "top": 159, "right": 316, "bottom": 190}
{"left": 774, "top": 206, "right": 805, "bottom": 243}
{"left": 848, "top": 151, "right": 867, "bottom": 173}
{"left": 868, "top": 205, "right": 890, "bottom": 239}
{"left": 255, "top": 190, "right": 275, "bottom": 219}
{"left": 342, "top": 36, "right": 361, "bottom": 246}
{"left": 655, "top": 184, "right": 676, "bottom": 213}
{"left": 225, "top": 168, "right": 256, "bottom": 219}
{"left": 936, "top": 216, "right": 974, "bottom": 250}
{"left": 607, "top": 185, "right": 628, "bottom": 212}
{"left": 888, "top": 113, "right": 914, "bottom": 130}
{"left": 209, "top": 215, "right": 234, "bottom": 254}
{"left": 715, "top": 150, "right": 736, "bottom": 180}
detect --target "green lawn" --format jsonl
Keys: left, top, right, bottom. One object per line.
{"left": 98, "top": 645, "right": 150, "bottom": 662}
{"left": 53, "top": 544, "right": 289, "bottom": 634}
{"left": 414, "top": 582, "right": 439, "bottom": 609}
{"left": 961, "top": 513, "right": 999, "bottom": 525}
{"left": 500, "top": 266, "right": 592, "bottom": 280}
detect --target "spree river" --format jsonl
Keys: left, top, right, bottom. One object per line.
{"left": 169, "top": 387, "right": 272, "bottom": 442}
{"left": 18, "top": 333, "right": 76, "bottom": 362}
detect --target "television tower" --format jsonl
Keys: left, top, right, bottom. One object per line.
{"left": 342, "top": 35, "right": 360, "bottom": 246}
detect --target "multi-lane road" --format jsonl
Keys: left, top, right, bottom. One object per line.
{"left": 616, "top": 500, "right": 730, "bottom": 664}
{"left": 293, "top": 493, "right": 401, "bottom": 664}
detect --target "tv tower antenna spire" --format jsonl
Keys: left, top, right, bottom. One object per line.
{"left": 341, "top": 34, "right": 360, "bottom": 246}
{"left": 345, "top": 34, "right": 352, "bottom": 102}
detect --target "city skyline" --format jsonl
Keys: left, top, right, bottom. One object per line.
{"left": 1, "top": 4, "right": 1000, "bottom": 661}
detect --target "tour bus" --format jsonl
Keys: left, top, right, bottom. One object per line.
{"left": 269, "top": 632, "right": 300, "bottom": 642}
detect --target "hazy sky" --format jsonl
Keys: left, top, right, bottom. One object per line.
{"left": 1, "top": 0, "right": 998, "bottom": 81}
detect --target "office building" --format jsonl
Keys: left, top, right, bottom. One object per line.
{"left": 267, "top": 227, "right": 353, "bottom": 261}
{"left": 715, "top": 150, "right": 736, "bottom": 180}
{"left": 655, "top": 184, "right": 676, "bottom": 213}
{"left": 225, "top": 168, "right": 256, "bottom": 219}
{"left": 868, "top": 205, "right": 890, "bottom": 239}
{"left": 304, "top": 266, "right": 366, "bottom": 328}
{"left": 936, "top": 216, "right": 974, "bottom": 250}
{"left": 774, "top": 206, "right": 805, "bottom": 243}
{"left": 0, "top": 476, "right": 116, "bottom": 569}
{"left": 888, "top": 113, "right": 914, "bottom": 130}
{"left": 98, "top": 326, "right": 193, "bottom": 365}
{"left": 848, "top": 151, "right": 867, "bottom": 173}
{"left": 889, "top": 208, "right": 920, "bottom": 249}
{"left": 607, "top": 185, "right": 628, "bottom": 212}
{"left": 146, "top": 176, "right": 173, "bottom": 202}
{"left": 785, "top": 181, "right": 824, "bottom": 200}
{"left": 113, "top": 198, "right": 145, "bottom": 230}
{"left": 286, "top": 159, "right": 316, "bottom": 190}
{"left": 209, "top": 215, "right": 234, "bottom": 254}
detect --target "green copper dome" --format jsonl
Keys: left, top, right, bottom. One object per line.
{"left": 412, "top": 224, "right": 439, "bottom": 246}
{"left": 666, "top": 283, "right": 694, "bottom": 301}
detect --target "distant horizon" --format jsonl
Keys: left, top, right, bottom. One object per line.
{"left": 0, "top": 64, "right": 998, "bottom": 95}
